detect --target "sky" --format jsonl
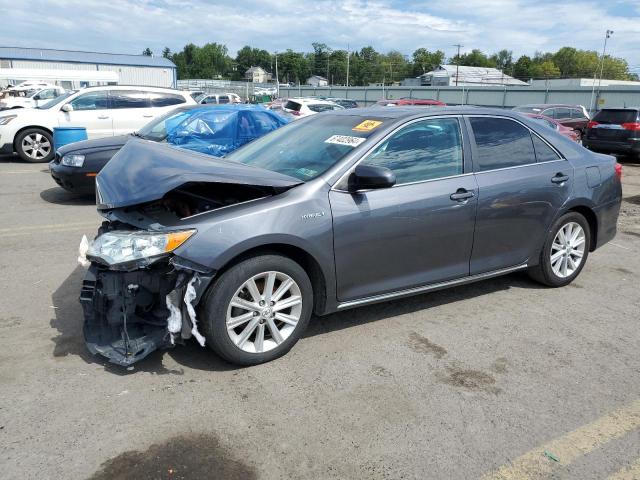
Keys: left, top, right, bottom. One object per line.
{"left": 0, "top": 0, "right": 638, "bottom": 70}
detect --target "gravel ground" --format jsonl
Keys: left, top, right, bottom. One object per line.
{"left": 0, "top": 153, "right": 638, "bottom": 480}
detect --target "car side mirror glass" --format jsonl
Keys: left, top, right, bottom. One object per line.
{"left": 348, "top": 164, "right": 396, "bottom": 192}
{"left": 61, "top": 103, "right": 73, "bottom": 112}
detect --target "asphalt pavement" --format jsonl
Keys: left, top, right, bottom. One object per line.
{"left": 0, "top": 153, "right": 639, "bottom": 480}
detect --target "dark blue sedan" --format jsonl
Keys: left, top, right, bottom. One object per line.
{"left": 49, "top": 104, "right": 288, "bottom": 194}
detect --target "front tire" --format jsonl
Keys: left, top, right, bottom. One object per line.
{"left": 15, "top": 128, "right": 54, "bottom": 163}
{"left": 201, "top": 254, "right": 313, "bottom": 366}
{"left": 529, "top": 212, "right": 590, "bottom": 287}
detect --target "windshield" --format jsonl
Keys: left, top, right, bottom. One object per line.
{"left": 226, "top": 114, "right": 387, "bottom": 181}
{"left": 37, "top": 91, "right": 74, "bottom": 109}
{"left": 137, "top": 107, "right": 193, "bottom": 141}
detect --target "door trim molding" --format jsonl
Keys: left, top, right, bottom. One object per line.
{"left": 336, "top": 263, "right": 528, "bottom": 310}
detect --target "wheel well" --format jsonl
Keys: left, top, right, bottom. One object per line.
{"left": 13, "top": 126, "right": 53, "bottom": 150}
{"left": 214, "top": 244, "right": 328, "bottom": 315}
{"left": 568, "top": 206, "right": 597, "bottom": 251}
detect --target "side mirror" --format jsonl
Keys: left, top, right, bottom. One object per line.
{"left": 348, "top": 164, "right": 396, "bottom": 192}
{"left": 61, "top": 103, "right": 73, "bottom": 112}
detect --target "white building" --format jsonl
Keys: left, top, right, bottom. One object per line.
{"left": 244, "top": 66, "right": 271, "bottom": 83}
{"left": 307, "top": 75, "right": 328, "bottom": 87}
{"left": 420, "top": 65, "right": 528, "bottom": 87}
{"left": 530, "top": 78, "right": 640, "bottom": 87}
{"left": 0, "top": 46, "right": 177, "bottom": 89}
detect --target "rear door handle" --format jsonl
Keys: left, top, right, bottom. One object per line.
{"left": 450, "top": 189, "right": 474, "bottom": 201}
{"left": 98, "top": 115, "right": 109, "bottom": 120}
{"left": 551, "top": 173, "right": 570, "bottom": 184}
{"left": 143, "top": 114, "right": 154, "bottom": 118}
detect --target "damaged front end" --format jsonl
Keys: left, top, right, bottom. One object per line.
{"left": 79, "top": 224, "right": 212, "bottom": 367}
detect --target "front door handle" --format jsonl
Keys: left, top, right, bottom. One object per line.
{"left": 143, "top": 114, "right": 154, "bottom": 118}
{"left": 551, "top": 173, "right": 570, "bottom": 184}
{"left": 450, "top": 189, "right": 474, "bottom": 201}
{"left": 98, "top": 115, "right": 110, "bottom": 120}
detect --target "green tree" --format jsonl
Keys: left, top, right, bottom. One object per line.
{"left": 277, "top": 50, "right": 311, "bottom": 84}
{"left": 234, "top": 46, "right": 272, "bottom": 80}
{"left": 451, "top": 49, "right": 496, "bottom": 68}
{"left": 142, "top": 47, "right": 153, "bottom": 56}
{"left": 489, "top": 49, "right": 514, "bottom": 72}
{"left": 530, "top": 61, "right": 561, "bottom": 79}
{"left": 161, "top": 47, "right": 171, "bottom": 59}
{"left": 513, "top": 55, "right": 532, "bottom": 79}
{"left": 412, "top": 48, "right": 445, "bottom": 75}
{"left": 311, "top": 42, "right": 331, "bottom": 77}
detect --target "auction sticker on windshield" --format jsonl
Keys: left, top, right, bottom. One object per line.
{"left": 325, "top": 135, "right": 366, "bottom": 147}
{"left": 353, "top": 120, "right": 383, "bottom": 132}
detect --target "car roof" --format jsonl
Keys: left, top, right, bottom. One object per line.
{"left": 326, "top": 106, "right": 524, "bottom": 120}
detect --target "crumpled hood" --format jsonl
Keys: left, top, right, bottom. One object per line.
{"left": 57, "top": 134, "right": 130, "bottom": 155}
{"left": 96, "top": 138, "right": 301, "bottom": 210}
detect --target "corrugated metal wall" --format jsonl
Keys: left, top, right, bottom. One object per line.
{"left": 4, "top": 60, "right": 174, "bottom": 87}
{"left": 278, "top": 85, "right": 640, "bottom": 110}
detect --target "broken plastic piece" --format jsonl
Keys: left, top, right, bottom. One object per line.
{"left": 543, "top": 450, "right": 560, "bottom": 462}
{"left": 165, "top": 294, "right": 182, "bottom": 345}
{"left": 78, "top": 235, "right": 90, "bottom": 267}
{"left": 184, "top": 275, "right": 206, "bottom": 347}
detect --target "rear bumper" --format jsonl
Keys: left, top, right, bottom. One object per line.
{"left": 594, "top": 198, "right": 621, "bottom": 250}
{"left": 583, "top": 138, "right": 640, "bottom": 155}
{"left": 49, "top": 161, "right": 96, "bottom": 194}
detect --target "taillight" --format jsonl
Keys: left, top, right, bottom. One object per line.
{"left": 621, "top": 122, "right": 640, "bottom": 131}
{"left": 615, "top": 163, "right": 622, "bottom": 180}
{"left": 587, "top": 121, "right": 599, "bottom": 129}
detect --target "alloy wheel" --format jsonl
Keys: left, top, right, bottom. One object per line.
{"left": 550, "top": 221, "right": 585, "bottom": 278}
{"left": 226, "top": 271, "right": 303, "bottom": 353}
{"left": 22, "top": 133, "right": 51, "bottom": 160}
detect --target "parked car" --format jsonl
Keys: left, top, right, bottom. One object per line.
{"left": 50, "top": 104, "right": 288, "bottom": 194}
{"left": 282, "top": 98, "right": 344, "bottom": 118}
{"left": 377, "top": 98, "right": 446, "bottom": 107}
{"left": 317, "top": 97, "right": 359, "bottom": 109}
{"left": 0, "top": 86, "right": 196, "bottom": 162}
{"left": 512, "top": 104, "right": 590, "bottom": 135}
{"left": 196, "top": 93, "right": 242, "bottom": 105}
{"left": 80, "top": 107, "right": 621, "bottom": 367}
{"left": 5, "top": 80, "right": 58, "bottom": 92}
{"left": 583, "top": 108, "right": 640, "bottom": 159}
{"left": 519, "top": 113, "right": 580, "bottom": 142}
{"left": 0, "top": 86, "right": 65, "bottom": 110}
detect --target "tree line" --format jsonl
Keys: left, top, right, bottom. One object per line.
{"left": 141, "top": 43, "right": 637, "bottom": 85}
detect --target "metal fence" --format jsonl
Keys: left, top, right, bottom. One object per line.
{"left": 176, "top": 79, "right": 276, "bottom": 99}
{"left": 277, "top": 85, "right": 640, "bottom": 111}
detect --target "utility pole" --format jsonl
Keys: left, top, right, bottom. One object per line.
{"left": 346, "top": 43, "right": 350, "bottom": 89}
{"left": 275, "top": 51, "right": 279, "bottom": 98}
{"left": 453, "top": 44, "right": 463, "bottom": 86}
{"left": 590, "top": 30, "right": 613, "bottom": 113}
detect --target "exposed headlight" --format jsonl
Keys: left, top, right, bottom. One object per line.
{"left": 61, "top": 154, "right": 85, "bottom": 167}
{"left": 0, "top": 115, "right": 17, "bottom": 125}
{"left": 87, "top": 229, "right": 196, "bottom": 267}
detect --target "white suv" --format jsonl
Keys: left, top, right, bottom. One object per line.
{"left": 0, "top": 87, "right": 66, "bottom": 110}
{"left": 0, "top": 86, "right": 196, "bottom": 162}
{"left": 282, "top": 98, "right": 344, "bottom": 118}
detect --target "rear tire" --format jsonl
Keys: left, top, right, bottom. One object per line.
{"left": 201, "top": 254, "right": 313, "bottom": 366}
{"left": 529, "top": 212, "right": 591, "bottom": 287}
{"left": 15, "top": 128, "right": 54, "bottom": 163}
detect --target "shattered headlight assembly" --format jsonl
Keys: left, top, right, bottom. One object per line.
{"left": 0, "top": 115, "right": 17, "bottom": 126}
{"left": 61, "top": 154, "right": 85, "bottom": 167}
{"left": 86, "top": 229, "right": 196, "bottom": 268}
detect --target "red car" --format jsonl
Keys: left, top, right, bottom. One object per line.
{"left": 521, "top": 113, "right": 580, "bottom": 142}
{"left": 377, "top": 98, "right": 446, "bottom": 107}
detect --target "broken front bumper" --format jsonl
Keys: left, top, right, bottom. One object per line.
{"left": 79, "top": 261, "right": 212, "bottom": 367}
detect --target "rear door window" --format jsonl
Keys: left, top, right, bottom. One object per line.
{"left": 150, "top": 93, "right": 186, "bottom": 107}
{"left": 593, "top": 109, "right": 639, "bottom": 124}
{"left": 363, "top": 117, "right": 464, "bottom": 184}
{"left": 469, "top": 117, "right": 536, "bottom": 171}
{"left": 109, "top": 90, "right": 151, "bottom": 109}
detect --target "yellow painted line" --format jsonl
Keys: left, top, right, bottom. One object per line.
{"left": 481, "top": 399, "right": 640, "bottom": 480}
{"left": 606, "top": 458, "right": 640, "bottom": 480}
{"left": 0, "top": 222, "right": 97, "bottom": 234}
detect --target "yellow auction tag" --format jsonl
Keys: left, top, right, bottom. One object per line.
{"left": 353, "top": 120, "right": 383, "bottom": 132}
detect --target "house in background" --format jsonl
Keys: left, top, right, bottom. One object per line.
{"left": 307, "top": 75, "right": 328, "bottom": 87}
{"left": 244, "top": 66, "right": 271, "bottom": 83}
{"left": 419, "top": 65, "right": 528, "bottom": 87}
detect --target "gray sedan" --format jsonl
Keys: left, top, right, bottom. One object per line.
{"left": 81, "top": 107, "right": 622, "bottom": 366}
